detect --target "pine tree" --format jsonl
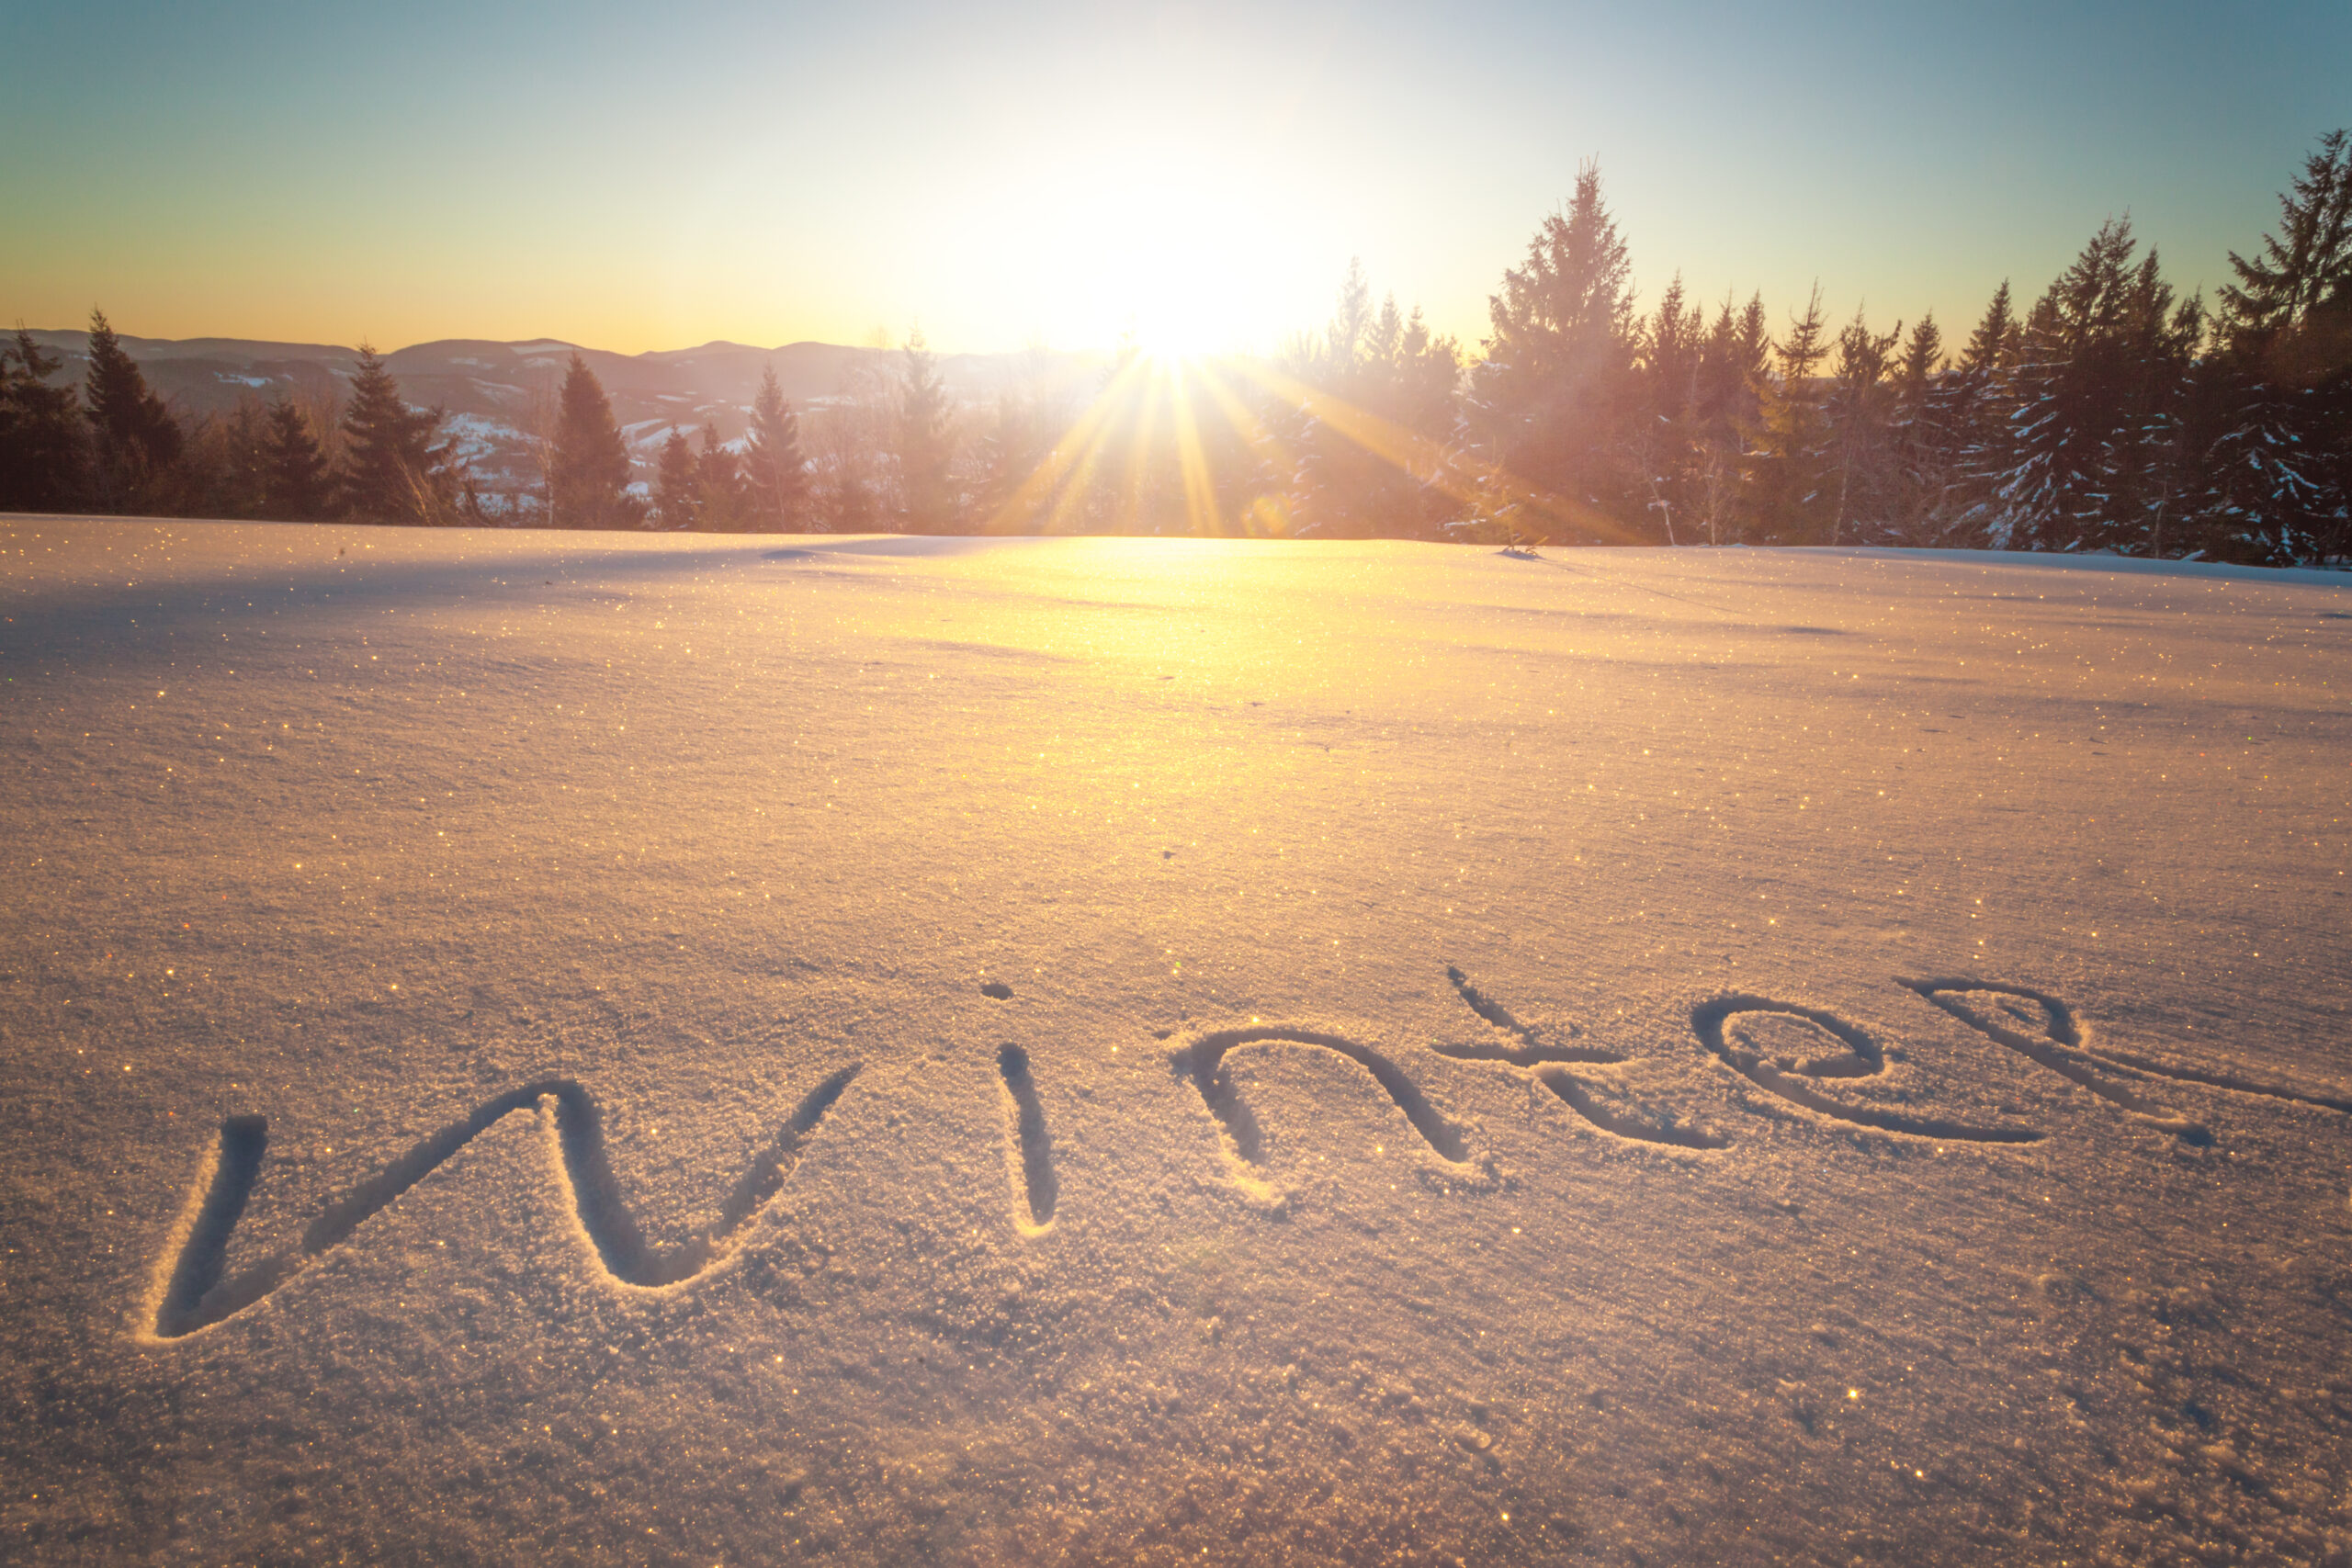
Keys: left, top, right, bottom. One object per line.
{"left": 1825, "top": 308, "right": 1901, "bottom": 545}
{"left": 973, "top": 386, "right": 1050, "bottom": 525}
{"left": 191, "top": 399, "right": 273, "bottom": 519}
{"left": 1934, "top": 282, "right": 2024, "bottom": 537}
{"left": 0, "top": 329, "right": 92, "bottom": 513}
{"left": 1887, "top": 315, "right": 1970, "bottom": 541}
{"left": 655, "top": 429, "right": 700, "bottom": 529}
{"left": 547, "top": 354, "right": 641, "bottom": 529}
{"left": 2219, "top": 130, "right": 2352, "bottom": 352}
{"left": 336, "top": 345, "right": 457, "bottom": 523}
{"left": 1986, "top": 220, "right": 2196, "bottom": 552}
{"left": 1686, "top": 293, "right": 1769, "bottom": 544}
{"left": 1960, "top": 281, "right": 2018, "bottom": 373}
{"left": 262, "top": 399, "right": 332, "bottom": 520}
{"left": 695, "top": 427, "right": 749, "bottom": 531}
{"left": 1274, "top": 265, "right": 1465, "bottom": 538}
{"left": 742, "top": 367, "right": 811, "bottom": 530}
{"left": 2203, "top": 129, "right": 2352, "bottom": 563}
{"left": 1473, "top": 162, "right": 1640, "bottom": 534}
{"left": 895, "top": 332, "right": 956, "bottom": 532}
{"left": 83, "top": 310, "right": 184, "bottom": 513}
{"left": 1626, "top": 274, "right": 1705, "bottom": 543}
{"left": 1898, "top": 313, "right": 1945, "bottom": 389}
{"left": 1744, "top": 286, "right": 1836, "bottom": 543}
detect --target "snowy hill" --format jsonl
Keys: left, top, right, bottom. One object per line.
{"left": 17, "top": 330, "right": 1103, "bottom": 500}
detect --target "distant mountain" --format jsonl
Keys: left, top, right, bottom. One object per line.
{"left": 17, "top": 330, "right": 1104, "bottom": 501}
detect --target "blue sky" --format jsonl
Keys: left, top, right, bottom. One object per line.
{"left": 3, "top": 0, "right": 2345, "bottom": 354}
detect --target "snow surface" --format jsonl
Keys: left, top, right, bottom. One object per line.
{"left": 437, "top": 413, "right": 530, "bottom": 464}
{"left": 2, "top": 520, "right": 2348, "bottom": 1565}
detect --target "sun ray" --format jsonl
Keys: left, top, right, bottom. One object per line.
{"left": 1189, "top": 360, "right": 1300, "bottom": 537}
{"left": 1166, "top": 358, "right": 1223, "bottom": 537}
{"left": 1037, "top": 360, "right": 1149, "bottom": 536}
{"left": 982, "top": 345, "right": 1627, "bottom": 544}
{"left": 1222, "top": 359, "right": 1640, "bottom": 545}
{"left": 980, "top": 354, "right": 1151, "bottom": 535}
{"left": 1114, "top": 361, "right": 1165, "bottom": 534}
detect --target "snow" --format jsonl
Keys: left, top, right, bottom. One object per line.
{"left": 621, "top": 418, "right": 693, "bottom": 453}
{"left": 437, "top": 412, "right": 527, "bottom": 463}
{"left": 2, "top": 520, "right": 2348, "bottom": 1563}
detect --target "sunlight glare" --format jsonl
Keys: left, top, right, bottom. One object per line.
{"left": 946, "top": 133, "right": 1313, "bottom": 355}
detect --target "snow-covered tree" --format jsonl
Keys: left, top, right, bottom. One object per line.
{"left": 2200, "top": 129, "right": 2352, "bottom": 563}
{"left": 1981, "top": 221, "right": 2198, "bottom": 552}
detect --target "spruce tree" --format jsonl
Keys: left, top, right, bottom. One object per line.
{"left": 1987, "top": 220, "right": 2196, "bottom": 552}
{"left": 1272, "top": 266, "right": 1464, "bottom": 538}
{"left": 1625, "top": 274, "right": 1705, "bottom": 543}
{"left": 262, "top": 399, "right": 332, "bottom": 520}
{"left": 816, "top": 402, "right": 883, "bottom": 535}
{"left": 695, "top": 427, "right": 748, "bottom": 531}
{"left": 0, "top": 329, "right": 92, "bottom": 513}
{"left": 973, "top": 387, "right": 1047, "bottom": 525}
{"left": 1474, "top": 162, "right": 1640, "bottom": 533}
{"left": 83, "top": 310, "right": 184, "bottom": 513}
{"left": 656, "top": 429, "right": 700, "bottom": 529}
{"left": 194, "top": 399, "right": 273, "bottom": 519}
{"left": 1681, "top": 293, "right": 1769, "bottom": 545}
{"left": 1960, "top": 282, "right": 2018, "bottom": 373}
{"left": 1825, "top": 308, "right": 1901, "bottom": 544}
{"left": 336, "top": 345, "right": 456, "bottom": 523}
{"left": 2203, "top": 129, "right": 2352, "bottom": 562}
{"left": 547, "top": 354, "right": 641, "bottom": 529}
{"left": 895, "top": 333, "right": 956, "bottom": 532}
{"left": 2219, "top": 130, "right": 2352, "bottom": 351}
{"left": 1888, "top": 315, "right": 1969, "bottom": 540}
{"left": 1897, "top": 313, "right": 1945, "bottom": 389}
{"left": 742, "top": 367, "right": 811, "bottom": 530}
{"left": 1936, "top": 282, "right": 2024, "bottom": 536}
{"left": 1744, "top": 286, "right": 1836, "bottom": 543}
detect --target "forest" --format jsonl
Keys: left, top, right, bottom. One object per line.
{"left": 3, "top": 131, "right": 2346, "bottom": 566}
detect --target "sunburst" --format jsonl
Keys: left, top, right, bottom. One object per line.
{"left": 979, "top": 349, "right": 1635, "bottom": 544}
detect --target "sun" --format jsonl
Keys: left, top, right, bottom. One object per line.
{"left": 1125, "top": 297, "right": 1233, "bottom": 361}
{"left": 940, "top": 129, "right": 1313, "bottom": 356}
{"left": 1111, "top": 251, "right": 1262, "bottom": 360}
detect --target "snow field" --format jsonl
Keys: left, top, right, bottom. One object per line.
{"left": 1, "top": 521, "right": 2348, "bottom": 1564}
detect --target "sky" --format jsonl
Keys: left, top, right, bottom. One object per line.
{"left": 3, "top": 1, "right": 2346, "bottom": 358}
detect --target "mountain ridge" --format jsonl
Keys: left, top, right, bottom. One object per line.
{"left": 15, "top": 329, "right": 1103, "bottom": 501}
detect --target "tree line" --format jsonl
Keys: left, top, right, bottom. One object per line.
{"left": 0, "top": 319, "right": 494, "bottom": 525}
{"left": 1309, "top": 129, "right": 2348, "bottom": 566}
{"left": 4, "top": 130, "right": 2346, "bottom": 564}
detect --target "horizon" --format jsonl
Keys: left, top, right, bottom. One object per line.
{"left": 6, "top": 1, "right": 2348, "bottom": 356}
{"left": 11, "top": 324, "right": 1101, "bottom": 362}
